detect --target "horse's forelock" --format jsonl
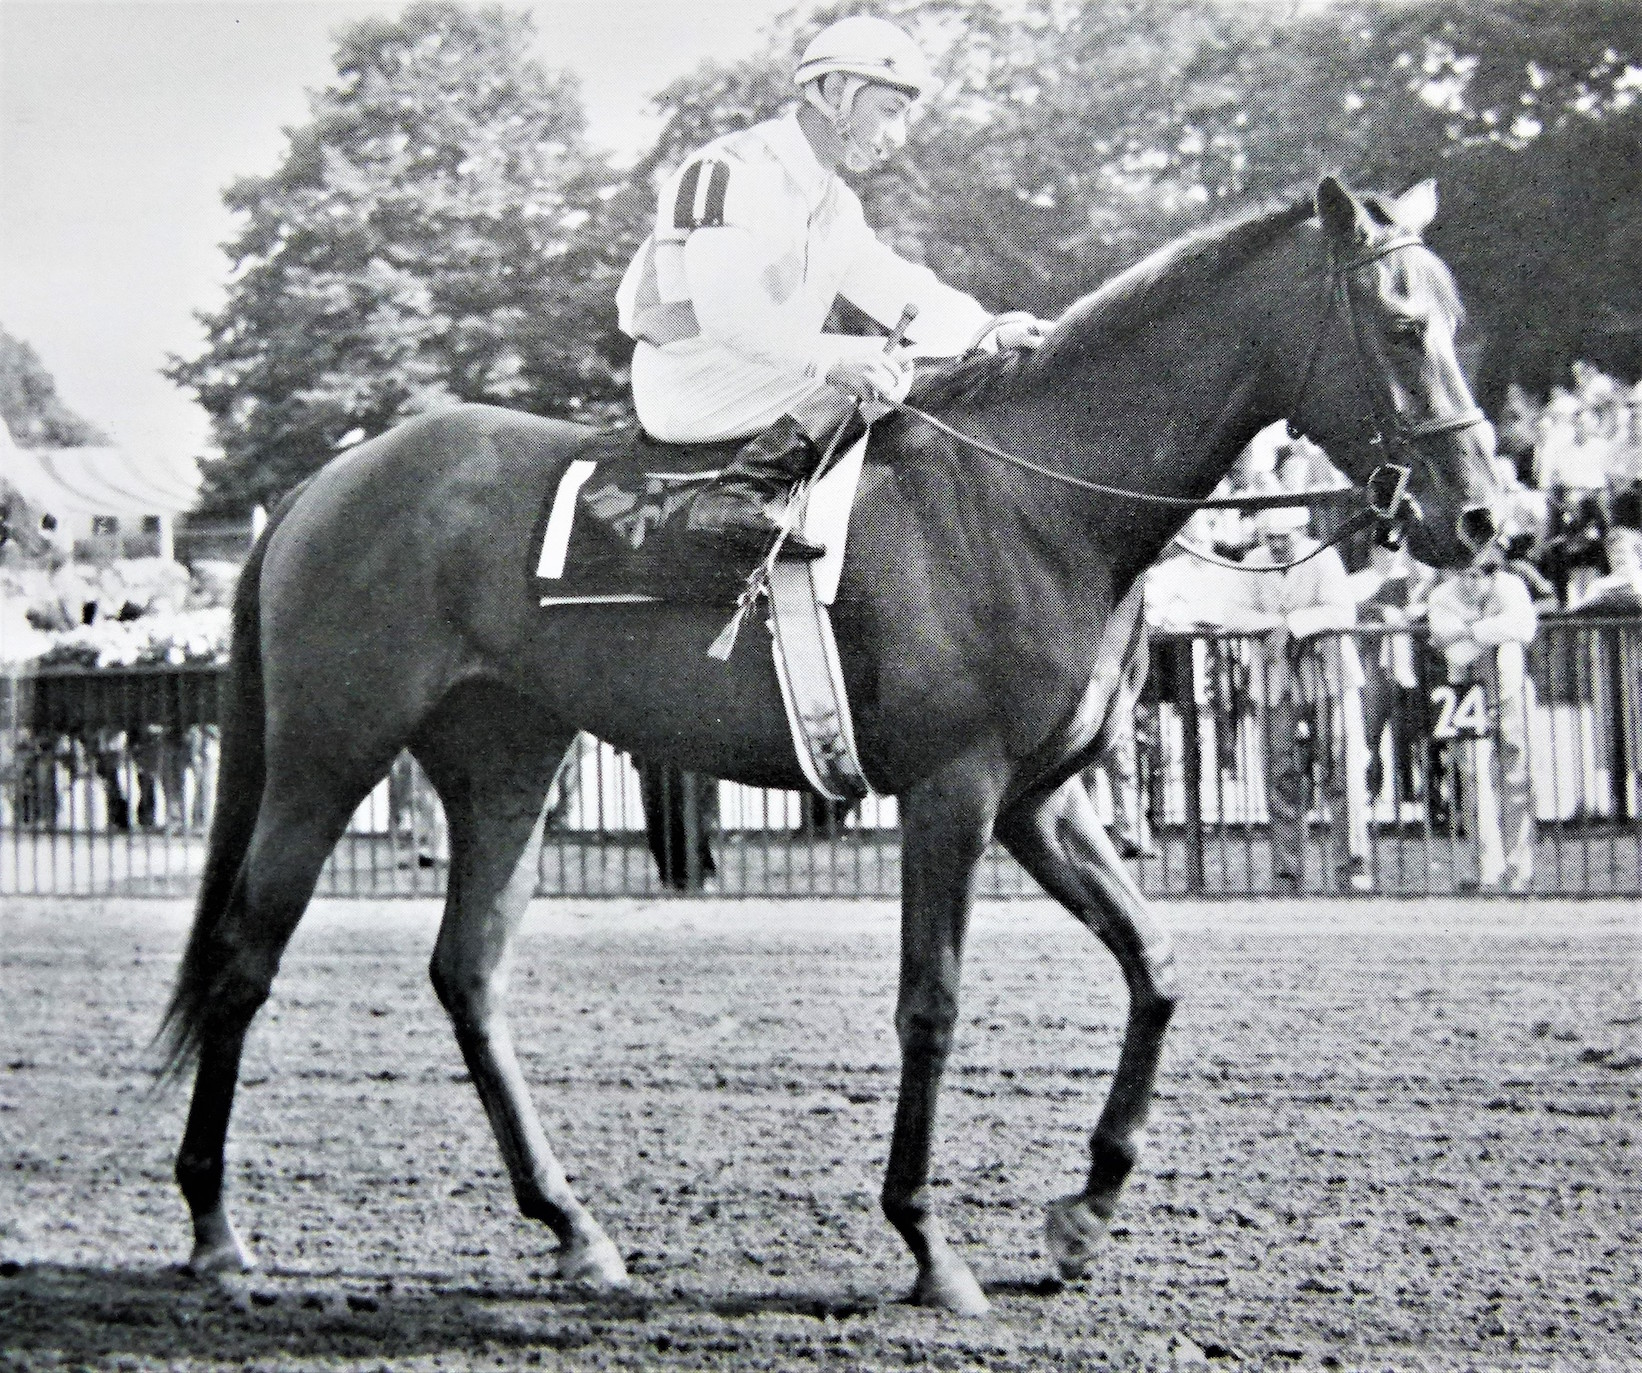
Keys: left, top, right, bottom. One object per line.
{"left": 1399, "top": 243, "right": 1466, "bottom": 327}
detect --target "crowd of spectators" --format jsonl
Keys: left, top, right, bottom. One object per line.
{"left": 1128, "top": 363, "right": 1642, "bottom": 893}
{"left": 1495, "top": 364, "right": 1642, "bottom": 614}
{"left": 1, "top": 540, "right": 235, "bottom": 835}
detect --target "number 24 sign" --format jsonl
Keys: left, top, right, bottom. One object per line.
{"left": 1430, "top": 683, "right": 1490, "bottom": 740}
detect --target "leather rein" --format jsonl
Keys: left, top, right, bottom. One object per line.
{"left": 884, "top": 231, "right": 1489, "bottom": 574}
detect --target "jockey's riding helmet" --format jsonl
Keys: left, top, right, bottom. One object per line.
{"left": 794, "top": 16, "right": 936, "bottom": 101}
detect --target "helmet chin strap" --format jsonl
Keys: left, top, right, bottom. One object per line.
{"left": 804, "top": 79, "right": 890, "bottom": 172}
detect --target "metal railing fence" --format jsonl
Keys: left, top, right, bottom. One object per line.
{"left": 4, "top": 615, "right": 1638, "bottom": 899}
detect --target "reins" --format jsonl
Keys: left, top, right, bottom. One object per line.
{"left": 880, "top": 391, "right": 1397, "bottom": 574}
{"left": 882, "top": 228, "right": 1488, "bottom": 574}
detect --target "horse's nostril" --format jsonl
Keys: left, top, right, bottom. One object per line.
{"left": 1457, "top": 505, "right": 1496, "bottom": 551}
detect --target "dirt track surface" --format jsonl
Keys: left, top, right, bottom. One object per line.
{"left": 1, "top": 897, "right": 1637, "bottom": 1372}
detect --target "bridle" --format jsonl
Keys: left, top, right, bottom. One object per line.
{"left": 1286, "top": 230, "right": 1488, "bottom": 521}
{"left": 882, "top": 228, "right": 1492, "bottom": 571}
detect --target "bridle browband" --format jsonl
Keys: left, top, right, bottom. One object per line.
{"left": 883, "top": 227, "right": 1490, "bottom": 571}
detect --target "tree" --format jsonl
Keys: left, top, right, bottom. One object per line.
{"left": 1431, "top": 110, "right": 1642, "bottom": 407}
{"left": 170, "top": 2, "right": 630, "bottom": 516}
{"left": 638, "top": 0, "right": 1642, "bottom": 395}
{"left": 0, "top": 325, "right": 109, "bottom": 447}
{"left": 177, "top": 0, "right": 1641, "bottom": 515}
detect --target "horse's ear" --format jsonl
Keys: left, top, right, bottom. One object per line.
{"left": 1390, "top": 179, "right": 1438, "bottom": 234}
{"left": 1315, "top": 175, "right": 1373, "bottom": 252}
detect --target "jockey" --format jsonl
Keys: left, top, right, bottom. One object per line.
{"left": 616, "top": 15, "right": 1053, "bottom": 559}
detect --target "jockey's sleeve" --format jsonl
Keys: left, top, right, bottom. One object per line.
{"left": 683, "top": 223, "right": 894, "bottom": 380}
{"left": 836, "top": 209, "right": 992, "bottom": 356}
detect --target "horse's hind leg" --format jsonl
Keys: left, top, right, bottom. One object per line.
{"left": 176, "top": 760, "right": 386, "bottom": 1275}
{"left": 996, "top": 774, "right": 1178, "bottom": 1281}
{"left": 412, "top": 686, "right": 627, "bottom": 1288}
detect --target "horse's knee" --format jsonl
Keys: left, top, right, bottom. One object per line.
{"left": 428, "top": 954, "right": 469, "bottom": 1016}
{"left": 1136, "top": 981, "right": 1177, "bottom": 1032}
{"left": 895, "top": 996, "right": 958, "bottom": 1060}
{"left": 1138, "top": 945, "right": 1179, "bottom": 1026}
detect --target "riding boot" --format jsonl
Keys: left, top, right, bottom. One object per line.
{"left": 686, "top": 415, "right": 828, "bottom": 560}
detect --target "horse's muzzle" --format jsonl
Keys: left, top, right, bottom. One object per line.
{"left": 1457, "top": 504, "right": 1497, "bottom": 554}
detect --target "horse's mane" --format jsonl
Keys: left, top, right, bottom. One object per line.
{"left": 911, "top": 196, "right": 1317, "bottom": 412}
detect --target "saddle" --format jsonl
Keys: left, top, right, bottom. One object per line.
{"left": 531, "top": 425, "right": 858, "bottom": 606}
{"left": 529, "top": 423, "right": 875, "bottom": 800}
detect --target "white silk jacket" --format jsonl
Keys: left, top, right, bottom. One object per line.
{"left": 617, "top": 111, "right": 991, "bottom": 441}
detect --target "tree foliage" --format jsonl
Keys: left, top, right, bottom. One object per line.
{"left": 177, "top": 0, "right": 1641, "bottom": 512}
{"left": 642, "top": 0, "right": 1642, "bottom": 378}
{"left": 1431, "top": 110, "right": 1642, "bottom": 407}
{"left": 0, "top": 325, "right": 109, "bottom": 447}
{"left": 169, "top": 2, "right": 631, "bottom": 515}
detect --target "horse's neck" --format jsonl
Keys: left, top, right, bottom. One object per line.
{"left": 1002, "top": 230, "right": 1314, "bottom": 581}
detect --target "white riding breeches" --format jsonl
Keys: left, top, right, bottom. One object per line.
{"left": 631, "top": 338, "right": 836, "bottom": 444}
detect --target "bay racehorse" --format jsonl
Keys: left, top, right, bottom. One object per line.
{"left": 159, "top": 177, "right": 1497, "bottom": 1314}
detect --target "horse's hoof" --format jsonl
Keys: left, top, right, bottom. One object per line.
{"left": 185, "top": 1215, "right": 256, "bottom": 1278}
{"left": 1045, "top": 1193, "right": 1108, "bottom": 1281}
{"left": 553, "top": 1234, "right": 629, "bottom": 1288}
{"left": 910, "top": 1262, "right": 991, "bottom": 1317}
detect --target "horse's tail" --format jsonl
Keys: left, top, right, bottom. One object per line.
{"left": 154, "top": 487, "right": 301, "bottom": 1083}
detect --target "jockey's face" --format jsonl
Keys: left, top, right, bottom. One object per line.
{"left": 813, "top": 75, "right": 915, "bottom": 171}
{"left": 850, "top": 84, "right": 913, "bottom": 162}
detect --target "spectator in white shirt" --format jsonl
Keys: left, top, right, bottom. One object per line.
{"left": 1426, "top": 544, "right": 1539, "bottom": 891}
{"left": 1222, "top": 506, "right": 1369, "bottom": 893}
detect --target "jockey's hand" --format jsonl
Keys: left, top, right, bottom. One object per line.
{"left": 966, "top": 312, "right": 1053, "bottom": 354}
{"left": 826, "top": 351, "right": 913, "bottom": 405}
{"left": 990, "top": 315, "right": 1053, "bottom": 351}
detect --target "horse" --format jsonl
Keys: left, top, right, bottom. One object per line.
{"left": 158, "top": 176, "right": 1497, "bottom": 1316}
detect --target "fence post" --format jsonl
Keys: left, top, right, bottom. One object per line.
{"left": 682, "top": 771, "right": 704, "bottom": 891}
{"left": 1604, "top": 623, "right": 1633, "bottom": 823}
{"left": 1174, "top": 638, "right": 1206, "bottom": 893}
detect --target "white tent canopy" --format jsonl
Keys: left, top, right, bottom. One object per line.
{"left": 2, "top": 419, "right": 200, "bottom": 519}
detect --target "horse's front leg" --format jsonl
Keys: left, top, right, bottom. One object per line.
{"left": 996, "top": 774, "right": 1178, "bottom": 1281}
{"left": 883, "top": 760, "right": 1003, "bottom": 1316}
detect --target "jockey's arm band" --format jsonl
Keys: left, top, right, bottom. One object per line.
{"left": 674, "top": 160, "right": 730, "bottom": 231}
